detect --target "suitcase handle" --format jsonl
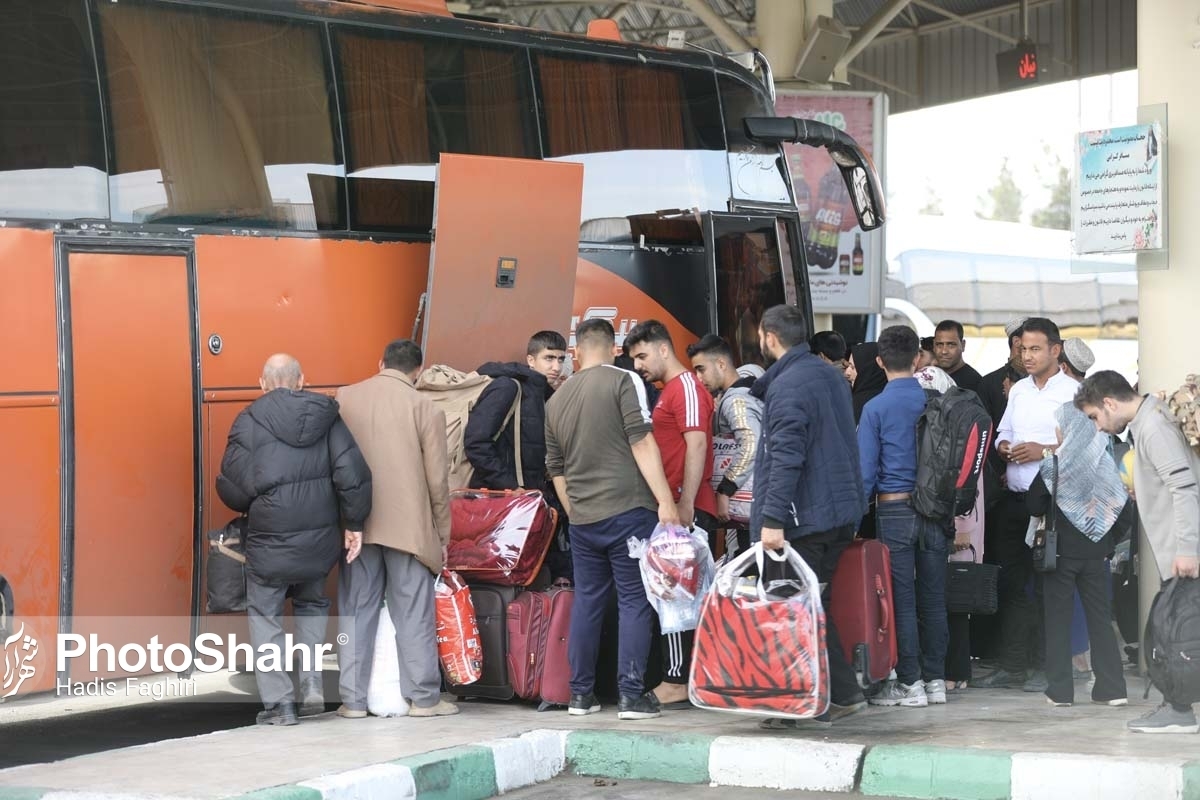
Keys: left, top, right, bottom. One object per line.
{"left": 874, "top": 575, "right": 890, "bottom": 641}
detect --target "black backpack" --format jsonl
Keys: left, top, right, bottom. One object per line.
{"left": 1144, "top": 577, "right": 1200, "bottom": 705}
{"left": 912, "top": 387, "right": 993, "bottom": 521}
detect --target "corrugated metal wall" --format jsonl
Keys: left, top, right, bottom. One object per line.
{"left": 847, "top": 0, "right": 1137, "bottom": 113}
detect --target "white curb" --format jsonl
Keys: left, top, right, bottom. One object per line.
{"left": 1011, "top": 753, "right": 1185, "bottom": 800}
{"left": 708, "top": 735, "right": 865, "bottom": 792}
{"left": 298, "top": 763, "right": 417, "bottom": 800}
{"left": 482, "top": 729, "right": 567, "bottom": 794}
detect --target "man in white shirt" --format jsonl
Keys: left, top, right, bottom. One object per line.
{"left": 977, "top": 318, "right": 1079, "bottom": 692}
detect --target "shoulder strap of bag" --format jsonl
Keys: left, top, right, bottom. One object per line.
{"left": 491, "top": 379, "right": 524, "bottom": 489}
{"left": 1049, "top": 454, "right": 1059, "bottom": 535}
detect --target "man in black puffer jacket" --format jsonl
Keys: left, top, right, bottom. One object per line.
{"left": 217, "top": 354, "right": 372, "bottom": 727}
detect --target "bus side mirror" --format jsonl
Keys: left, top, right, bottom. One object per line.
{"left": 743, "top": 116, "right": 886, "bottom": 231}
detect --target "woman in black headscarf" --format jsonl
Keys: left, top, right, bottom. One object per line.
{"left": 850, "top": 342, "right": 887, "bottom": 425}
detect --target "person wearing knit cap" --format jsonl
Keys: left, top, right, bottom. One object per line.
{"left": 1060, "top": 338, "right": 1095, "bottom": 382}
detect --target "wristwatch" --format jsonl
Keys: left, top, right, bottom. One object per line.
{"left": 1042, "top": 447, "right": 1055, "bottom": 460}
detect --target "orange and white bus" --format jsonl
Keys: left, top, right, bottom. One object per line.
{"left": 0, "top": 0, "right": 882, "bottom": 696}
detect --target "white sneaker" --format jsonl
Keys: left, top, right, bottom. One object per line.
{"left": 925, "top": 679, "right": 947, "bottom": 705}
{"left": 867, "top": 680, "right": 928, "bottom": 708}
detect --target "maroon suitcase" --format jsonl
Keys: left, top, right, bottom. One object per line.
{"left": 829, "top": 539, "right": 898, "bottom": 687}
{"left": 538, "top": 588, "right": 574, "bottom": 710}
{"left": 506, "top": 591, "right": 549, "bottom": 700}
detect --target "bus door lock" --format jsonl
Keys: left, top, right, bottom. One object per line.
{"left": 208, "top": 334, "right": 223, "bottom": 355}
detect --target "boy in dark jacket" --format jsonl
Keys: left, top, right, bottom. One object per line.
{"left": 217, "top": 354, "right": 372, "bottom": 727}
{"left": 464, "top": 331, "right": 571, "bottom": 580}
{"left": 751, "top": 305, "right": 867, "bottom": 729}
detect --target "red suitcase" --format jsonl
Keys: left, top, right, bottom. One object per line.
{"left": 506, "top": 591, "right": 549, "bottom": 700}
{"left": 829, "top": 539, "right": 898, "bottom": 687}
{"left": 537, "top": 588, "right": 574, "bottom": 710}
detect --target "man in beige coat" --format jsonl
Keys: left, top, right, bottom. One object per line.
{"left": 334, "top": 339, "right": 457, "bottom": 718}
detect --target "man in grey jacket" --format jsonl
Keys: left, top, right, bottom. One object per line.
{"left": 688, "top": 334, "right": 762, "bottom": 558}
{"left": 1076, "top": 370, "right": 1200, "bottom": 734}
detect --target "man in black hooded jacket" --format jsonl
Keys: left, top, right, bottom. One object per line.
{"left": 465, "top": 331, "right": 571, "bottom": 580}
{"left": 217, "top": 354, "right": 372, "bottom": 727}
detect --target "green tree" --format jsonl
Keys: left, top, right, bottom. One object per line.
{"left": 976, "top": 158, "right": 1024, "bottom": 223}
{"left": 1031, "top": 155, "right": 1072, "bottom": 230}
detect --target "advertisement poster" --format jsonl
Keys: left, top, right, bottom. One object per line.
{"left": 1074, "top": 123, "right": 1163, "bottom": 255}
{"left": 774, "top": 90, "right": 887, "bottom": 315}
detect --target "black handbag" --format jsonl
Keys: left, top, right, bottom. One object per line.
{"left": 945, "top": 545, "right": 999, "bottom": 615}
{"left": 1032, "top": 456, "right": 1059, "bottom": 573}
{"left": 206, "top": 516, "right": 248, "bottom": 613}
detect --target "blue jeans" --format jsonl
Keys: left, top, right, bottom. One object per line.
{"left": 876, "top": 500, "right": 949, "bottom": 685}
{"left": 568, "top": 507, "right": 657, "bottom": 699}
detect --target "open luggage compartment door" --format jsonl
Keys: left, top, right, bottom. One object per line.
{"left": 421, "top": 154, "right": 584, "bottom": 369}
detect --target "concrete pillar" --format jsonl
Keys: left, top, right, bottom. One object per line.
{"left": 1135, "top": 0, "right": 1198, "bottom": 664}
{"left": 756, "top": 0, "right": 838, "bottom": 333}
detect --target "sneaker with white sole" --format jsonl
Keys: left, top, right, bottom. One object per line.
{"left": 1093, "top": 697, "right": 1129, "bottom": 707}
{"left": 925, "top": 680, "right": 947, "bottom": 705}
{"left": 569, "top": 693, "right": 601, "bottom": 716}
{"left": 1127, "top": 703, "right": 1199, "bottom": 734}
{"left": 867, "top": 680, "right": 928, "bottom": 708}
{"left": 1046, "top": 696, "right": 1073, "bottom": 708}
{"left": 617, "top": 692, "right": 661, "bottom": 720}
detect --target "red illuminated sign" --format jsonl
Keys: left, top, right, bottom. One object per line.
{"left": 996, "top": 41, "right": 1039, "bottom": 91}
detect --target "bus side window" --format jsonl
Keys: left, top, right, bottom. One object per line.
{"left": 98, "top": 3, "right": 344, "bottom": 230}
{"left": 333, "top": 29, "right": 536, "bottom": 235}
{"left": 0, "top": 0, "right": 107, "bottom": 221}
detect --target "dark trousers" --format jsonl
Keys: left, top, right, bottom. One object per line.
{"left": 569, "top": 507, "right": 657, "bottom": 699}
{"left": 1043, "top": 557, "right": 1127, "bottom": 704}
{"left": 758, "top": 524, "right": 862, "bottom": 706}
{"left": 995, "top": 492, "right": 1043, "bottom": 674}
{"left": 662, "top": 510, "right": 719, "bottom": 685}
{"left": 945, "top": 613, "right": 972, "bottom": 683}
{"left": 876, "top": 500, "right": 949, "bottom": 685}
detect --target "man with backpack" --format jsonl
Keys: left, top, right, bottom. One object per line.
{"left": 464, "top": 331, "right": 567, "bottom": 491}
{"left": 859, "top": 326, "right": 949, "bottom": 708}
{"left": 464, "top": 331, "right": 572, "bottom": 581}
{"left": 1075, "top": 370, "right": 1200, "bottom": 733}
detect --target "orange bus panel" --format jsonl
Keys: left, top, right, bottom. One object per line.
{"left": 422, "top": 154, "right": 583, "bottom": 369}
{"left": 196, "top": 237, "right": 430, "bottom": 389}
{"left": 0, "top": 229, "right": 58, "bottom": 392}
{"left": 67, "top": 252, "right": 194, "bottom": 679}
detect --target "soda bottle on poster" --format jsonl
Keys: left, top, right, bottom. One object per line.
{"left": 794, "top": 179, "right": 812, "bottom": 228}
{"left": 804, "top": 167, "right": 844, "bottom": 271}
{"left": 852, "top": 233, "right": 864, "bottom": 276}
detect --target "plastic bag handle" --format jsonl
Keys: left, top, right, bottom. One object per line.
{"left": 754, "top": 542, "right": 791, "bottom": 578}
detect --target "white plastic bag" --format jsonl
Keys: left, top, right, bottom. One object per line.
{"left": 628, "top": 524, "right": 715, "bottom": 634}
{"left": 366, "top": 605, "right": 409, "bottom": 717}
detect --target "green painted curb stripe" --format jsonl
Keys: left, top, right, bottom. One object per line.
{"left": 566, "top": 731, "right": 715, "bottom": 785}
{"left": 0, "top": 789, "right": 48, "bottom": 800}
{"left": 393, "top": 744, "right": 498, "bottom": 800}
{"left": 860, "top": 745, "right": 1013, "bottom": 800}
{"left": 229, "top": 786, "right": 324, "bottom": 800}
{"left": 1183, "top": 761, "right": 1200, "bottom": 800}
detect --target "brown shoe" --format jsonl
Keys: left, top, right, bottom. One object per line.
{"left": 336, "top": 705, "right": 368, "bottom": 719}
{"left": 408, "top": 699, "right": 460, "bottom": 718}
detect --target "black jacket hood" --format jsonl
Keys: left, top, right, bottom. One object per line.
{"left": 249, "top": 389, "right": 340, "bottom": 448}
{"left": 477, "top": 361, "right": 550, "bottom": 391}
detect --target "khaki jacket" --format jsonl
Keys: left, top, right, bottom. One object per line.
{"left": 336, "top": 370, "right": 450, "bottom": 574}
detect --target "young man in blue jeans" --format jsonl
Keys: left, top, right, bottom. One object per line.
{"left": 858, "top": 325, "right": 949, "bottom": 708}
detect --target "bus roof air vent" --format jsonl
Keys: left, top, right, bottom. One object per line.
{"left": 586, "top": 19, "right": 623, "bottom": 41}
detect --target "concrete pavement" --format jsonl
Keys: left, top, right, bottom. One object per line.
{"left": 1, "top": 672, "right": 1198, "bottom": 800}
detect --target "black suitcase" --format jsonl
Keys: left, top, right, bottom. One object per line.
{"left": 449, "top": 583, "right": 519, "bottom": 700}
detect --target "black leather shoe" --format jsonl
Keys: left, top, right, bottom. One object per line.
{"left": 256, "top": 702, "right": 299, "bottom": 726}
{"left": 975, "top": 669, "right": 1027, "bottom": 689}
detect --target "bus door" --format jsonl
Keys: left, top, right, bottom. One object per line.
{"left": 420, "top": 154, "right": 583, "bottom": 369}
{"left": 58, "top": 243, "right": 199, "bottom": 684}
{"left": 706, "top": 212, "right": 810, "bottom": 368}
